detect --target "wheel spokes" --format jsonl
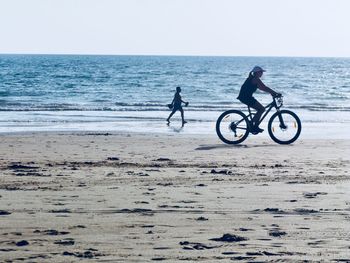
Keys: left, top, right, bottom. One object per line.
{"left": 216, "top": 110, "right": 250, "bottom": 144}
{"left": 219, "top": 114, "right": 248, "bottom": 142}
{"left": 271, "top": 113, "right": 299, "bottom": 140}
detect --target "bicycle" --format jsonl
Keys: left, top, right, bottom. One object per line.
{"left": 216, "top": 95, "right": 301, "bottom": 145}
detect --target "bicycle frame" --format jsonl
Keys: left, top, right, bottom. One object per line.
{"left": 237, "top": 96, "right": 285, "bottom": 129}
{"left": 247, "top": 101, "right": 275, "bottom": 125}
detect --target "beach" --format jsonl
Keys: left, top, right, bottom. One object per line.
{"left": 1, "top": 132, "right": 349, "bottom": 262}
{"left": 2, "top": 0, "right": 350, "bottom": 261}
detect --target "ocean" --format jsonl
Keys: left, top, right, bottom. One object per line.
{"left": 1, "top": 54, "right": 349, "bottom": 138}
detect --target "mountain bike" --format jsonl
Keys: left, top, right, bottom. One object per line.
{"left": 216, "top": 95, "right": 301, "bottom": 144}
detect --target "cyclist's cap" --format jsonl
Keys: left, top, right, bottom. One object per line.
{"left": 251, "top": 66, "right": 266, "bottom": 73}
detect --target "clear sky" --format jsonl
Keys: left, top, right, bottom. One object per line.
{"left": 0, "top": 0, "right": 349, "bottom": 57}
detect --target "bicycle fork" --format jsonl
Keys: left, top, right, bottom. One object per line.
{"left": 276, "top": 110, "right": 287, "bottom": 129}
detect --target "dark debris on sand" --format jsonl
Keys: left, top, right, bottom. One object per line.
{"left": 269, "top": 230, "right": 287, "bottom": 237}
{"left": 7, "top": 163, "right": 39, "bottom": 170}
{"left": 254, "top": 207, "right": 319, "bottom": 215}
{"left": 107, "top": 157, "right": 119, "bottom": 161}
{"left": 210, "top": 233, "right": 247, "bottom": 242}
{"left": 83, "top": 133, "right": 111, "bottom": 136}
{"left": 179, "top": 241, "right": 220, "bottom": 250}
{"left": 34, "top": 229, "right": 70, "bottom": 236}
{"left": 222, "top": 252, "right": 238, "bottom": 255}
{"left": 196, "top": 216, "right": 208, "bottom": 221}
{"left": 264, "top": 208, "right": 281, "bottom": 213}
{"left": 210, "top": 169, "right": 232, "bottom": 175}
{"left": 303, "top": 192, "right": 328, "bottom": 199}
{"left": 15, "top": 240, "right": 29, "bottom": 246}
{"left": 156, "top": 182, "right": 173, "bottom": 186}
{"left": 126, "top": 171, "right": 150, "bottom": 177}
{"left": 49, "top": 209, "right": 71, "bottom": 213}
{"left": 54, "top": 238, "right": 75, "bottom": 246}
{"left": 118, "top": 208, "right": 153, "bottom": 213}
{"left": 63, "top": 250, "right": 104, "bottom": 258}
{"left": 0, "top": 210, "right": 11, "bottom": 216}
{"left": 68, "top": 225, "right": 86, "bottom": 229}
{"left": 153, "top": 158, "right": 172, "bottom": 162}
{"left": 151, "top": 257, "right": 167, "bottom": 261}
{"left": 7, "top": 162, "right": 49, "bottom": 177}
{"left": 294, "top": 208, "right": 319, "bottom": 214}
{"left": 239, "top": 228, "right": 252, "bottom": 232}
{"left": 15, "top": 172, "right": 49, "bottom": 177}
{"left": 115, "top": 208, "right": 154, "bottom": 216}
{"left": 231, "top": 256, "right": 255, "bottom": 260}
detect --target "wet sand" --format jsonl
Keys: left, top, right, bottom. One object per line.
{"left": 0, "top": 132, "right": 349, "bottom": 262}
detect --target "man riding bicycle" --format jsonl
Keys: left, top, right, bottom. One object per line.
{"left": 237, "top": 66, "right": 280, "bottom": 133}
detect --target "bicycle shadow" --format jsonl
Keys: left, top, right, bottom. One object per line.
{"left": 195, "top": 143, "right": 283, "bottom": 151}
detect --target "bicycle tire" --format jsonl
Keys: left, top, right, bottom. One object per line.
{"left": 268, "top": 110, "right": 301, "bottom": 144}
{"left": 216, "top": 110, "right": 250, "bottom": 144}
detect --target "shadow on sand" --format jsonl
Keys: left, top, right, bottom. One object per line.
{"left": 195, "top": 143, "right": 287, "bottom": 150}
{"left": 167, "top": 123, "right": 184, "bottom": 133}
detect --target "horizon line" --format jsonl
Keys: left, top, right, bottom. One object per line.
{"left": 0, "top": 52, "right": 349, "bottom": 59}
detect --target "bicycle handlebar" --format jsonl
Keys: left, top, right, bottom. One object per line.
{"left": 273, "top": 94, "right": 283, "bottom": 108}
{"left": 272, "top": 93, "right": 282, "bottom": 98}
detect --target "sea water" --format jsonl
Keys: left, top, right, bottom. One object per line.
{"left": 0, "top": 55, "right": 349, "bottom": 138}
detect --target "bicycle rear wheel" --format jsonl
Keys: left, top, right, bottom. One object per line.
{"left": 216, "top": 110, "right": 249, "bottom": 144}
{"left": 268, "top": 110, "right": 301, "bottom": 144}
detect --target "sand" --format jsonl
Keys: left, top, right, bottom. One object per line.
{"left": 0, "top": 132, "right": 349, "bottom": 262}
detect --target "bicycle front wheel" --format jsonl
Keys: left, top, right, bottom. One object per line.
{"left": 216, "top": 110, "right": 249, "bottom": 144}
{"left": 268, "top": 110, "right": 301, "bottom": 144}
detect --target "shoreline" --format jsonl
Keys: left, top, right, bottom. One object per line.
{"left": 1, "top": 109, "right": 350, "bottom": 139}
{"left": 1, "top": 122, "right": 350, "bottom": 139}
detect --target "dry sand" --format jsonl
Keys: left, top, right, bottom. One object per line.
{"left": 0, "top": 132, "right": 349, "bottom": 262}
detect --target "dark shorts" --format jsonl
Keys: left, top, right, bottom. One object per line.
{"left": 238, "top": 96, "right": 258, "bottom": 107}
{"left": 172, "top": 104, "right": 183, "bottom": 111}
